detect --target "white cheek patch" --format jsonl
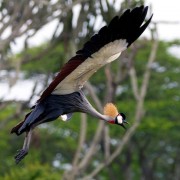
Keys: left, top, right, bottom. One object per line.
{"left": 117, "top": 115, "right": 123, "bottom": 124}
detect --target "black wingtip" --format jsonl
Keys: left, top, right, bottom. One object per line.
{"left": 76, "top": 5, "right": 152, "bottom": 58}
{"left": 124, "top": 6, "right": 153, "bottom": 47}
{"left": 127, "top": 14, "right": 153, "bottom": 47}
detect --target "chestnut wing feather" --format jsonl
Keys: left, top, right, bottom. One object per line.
{"left": 38, "top": 56, "right": 85, "bottom": 102}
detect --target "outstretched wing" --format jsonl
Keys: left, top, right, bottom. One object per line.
{"left": 38, "top": 6, "right": 152, "bottom": 102}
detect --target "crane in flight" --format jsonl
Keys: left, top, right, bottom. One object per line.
{"left": 11, "top": 5, "right": 152, "bottom": 164}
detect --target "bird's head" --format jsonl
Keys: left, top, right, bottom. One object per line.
{"left": 104, "top": 103, "right": 128, "bottom": 129}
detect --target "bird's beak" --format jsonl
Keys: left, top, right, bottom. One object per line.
{"left": 120, "top": 120, "right": 129, "bottom": 130}
{"left": 121, "top": 123, "right": 127, "bottom": 130}
{"left": 124, "top": 120, "right": 129, "bottom": 124}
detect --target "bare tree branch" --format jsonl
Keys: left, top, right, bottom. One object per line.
{"left": 63, "top": 113, "right": 87, "bottom": 180}
{"left": 72, "top": 113, "right": 87, "bottom": 166}
{"left": 104, "top": 125, "right": 110, "bottom": 161}
{"left": 129, "top": 67, "right": 140, "bottom": 100}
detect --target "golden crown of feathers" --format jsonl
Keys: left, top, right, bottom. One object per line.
{"left": 104, "top": 103, "right": 119, "bottom": 118}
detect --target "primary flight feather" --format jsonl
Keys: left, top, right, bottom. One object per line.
{"left": 11, "top": 5, "right": 152, "bottom": 163}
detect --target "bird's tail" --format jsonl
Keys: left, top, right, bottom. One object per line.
{"left": 11, "top": 112, "right": 31, "bottom": 135}
{"left": 11, "top": 104, "right": 45, "bottom": 135}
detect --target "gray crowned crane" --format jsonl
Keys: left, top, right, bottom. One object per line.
{"left": 11, "top": 6, "right": 152, "bottom": 163}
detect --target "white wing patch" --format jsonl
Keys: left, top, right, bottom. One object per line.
{"left": 60, "top": 114, "right": 68, "bottom": 121}
{"left": 53, "top": 39, "right": 128, "bottom": 95}
{"left": 60, "top": 113, "right": 72, "bottom": 121}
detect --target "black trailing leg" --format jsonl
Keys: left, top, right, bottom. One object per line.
{"left": 15, "top": 129, "right": 32, "bottom": 164}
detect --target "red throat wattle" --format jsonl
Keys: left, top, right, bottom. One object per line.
{"left": 108, "top": 120, "right": 115, "bottom": 124}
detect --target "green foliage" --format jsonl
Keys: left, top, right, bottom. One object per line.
{"left": 1, "top": 38, "right": 180, "bottom": 179}
{"left": 2, "top": 162, "right": 60, "bottom": 180}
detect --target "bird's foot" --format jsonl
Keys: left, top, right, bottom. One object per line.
{"left": 15, "top": 149, "right": 28, "bottom": 164}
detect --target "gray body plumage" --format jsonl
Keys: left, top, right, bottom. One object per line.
{"left": 18, "top": 91, "right": 103, "bottom": 134}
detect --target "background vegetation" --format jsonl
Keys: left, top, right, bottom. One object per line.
{"left": 0, "top": 0, "right": 179, "bottom": 179}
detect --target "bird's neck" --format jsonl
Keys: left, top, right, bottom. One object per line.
{"left": 86, "top": 105, "right": 113, "bottom": 122}
{"left": 93, "top": 111, "right": 109, "bottom": 121}
{"left": 78, "top": 91, "right": 113, "bottom": 122}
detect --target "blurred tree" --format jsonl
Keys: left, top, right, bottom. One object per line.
{"left": 0, "top": 0, "right": 180, "bottom": 180}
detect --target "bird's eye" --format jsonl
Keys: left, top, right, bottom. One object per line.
{"left": 116, "top": 115, "right": 123, "bottom": 124}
